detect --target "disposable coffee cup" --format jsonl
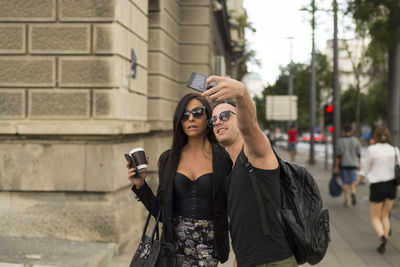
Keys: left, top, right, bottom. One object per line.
{"left": 129, "top": 148, "right": 147, "bottom": 173}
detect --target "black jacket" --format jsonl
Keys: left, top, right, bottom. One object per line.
{"left": 132, "top": 143, "right": 232, "bottom": 263}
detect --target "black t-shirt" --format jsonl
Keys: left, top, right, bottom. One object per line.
{"left": 227, "top": 150, "right": 292, "bottom": 267}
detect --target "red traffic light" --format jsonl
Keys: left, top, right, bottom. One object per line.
{"left": 329, "top": 126, "right": 334, "bottom": 132}
{"left": 325, "top": 104, "right": 333, "bottom": 113}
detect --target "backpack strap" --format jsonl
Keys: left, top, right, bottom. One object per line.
{"left": 240, "top": 152, "right": 278, "bottom": 236}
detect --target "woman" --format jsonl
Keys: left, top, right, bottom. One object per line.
{"left": 356, "top": 126, "right": 400, "bottom": 254}
{"left": 126, "top": 93, "right": 232, "bottom": 266}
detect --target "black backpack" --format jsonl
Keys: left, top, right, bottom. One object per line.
{"left": 241, "top": 151, "right": 330, "bottom": 265}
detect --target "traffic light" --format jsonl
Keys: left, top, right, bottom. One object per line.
{"left": 323, "top": 104, "right": 334, "bottom": 127}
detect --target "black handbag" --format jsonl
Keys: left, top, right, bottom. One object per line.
{"left": 130, "top": 207, "right": 176, "bottom": 267}
{"left": 329, "top": 174, "right": 342, "bottom": 197}
{"left": 394, "top": 146, "right": 400, "bottom": 186}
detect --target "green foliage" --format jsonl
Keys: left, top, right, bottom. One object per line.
{"left": 233, "top": 11, "right": 256, "bottom": 33}
{"left": 231, "top": 10, "right": 260, "bottom": 80}
{"left": 340, "top": 86, "right": 364, "bottom": 126}
{"left": 345, "top": 0, "right": 397, "bottom": 129}
{"left": 365, "top": 79, "right": 388, "bottom": 125}
{"left": 347, "top": 0, "right": 400, "bottom": 49}
{"left": 339, "top": 80, "right": 387, "bottom": 128}
{"left": 253, "top": 94, "right": 267, "bottom": 128}
{"left": 345, "top": 0, "right": 399, "bottom": 72}
{"left": 254, "top": 53, "right": 333, "bottom": 132}
{"left": 237, "top": 46, "right": 260, "bottom": 81}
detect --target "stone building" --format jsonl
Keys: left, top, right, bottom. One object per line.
{"left": 0, "top": 0, "right": 244, "bottom": 250}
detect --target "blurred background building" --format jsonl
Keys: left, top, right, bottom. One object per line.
{"left": 0, "top": 0, "right": 244, "bottom": 251}
{"left": 241, "top": 72, "right": 264, "bottom": 98}
{"left": 323, "top": 38, "right": 370, "bottom": 94}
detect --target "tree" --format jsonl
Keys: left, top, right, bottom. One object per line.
{"left": 346, "top": 0, "right": 400, "bottom": 144}
{"left": 231, "top": 10, "right": 260, "bottom": 80}
{"left": 341, "top": 38, "right": 369, "bottom": 136}
{"left": 364, "top": 79, "right": 388, "bottom": 126}
{"left": 340, "top": 86, "right": 366, "bottom": 126}
{"left": 254, "top": 53, "right": 332, "bottom": 133}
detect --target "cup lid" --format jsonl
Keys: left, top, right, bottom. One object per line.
{"left": 129, "top": 147, "right": 145, "bottom": 154}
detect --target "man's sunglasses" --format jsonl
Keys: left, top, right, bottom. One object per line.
{"left": 207, "top": 110, "right": 236, "bottom": 127}
{"left": 182, "top": 106, "right": 206, "bottom": 121}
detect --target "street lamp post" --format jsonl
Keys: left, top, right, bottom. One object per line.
{"left": 309, "top": 0, "right": 316, "bottom": 165}
{"left": 286, "top": 37, "right": 295, "bottom": 129}
{"left": 287, "top": 37, "right": 294, "bottom": 97}
{"left": 332, "top": 0, "right": 341, "bottom": 170}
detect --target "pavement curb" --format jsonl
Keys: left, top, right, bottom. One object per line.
{"left": 0, "top": 237, "right": 118, "bottom": 267}
{"left": 85, "top": 243, "right": 117, "bottom": 267}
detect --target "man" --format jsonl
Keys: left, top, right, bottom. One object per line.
{"left": 333, "top": 124, "right": 361, "bottom": 207}
{"left": 287, "top": 123, "right": 298, "bottom": 162}
{"left": 202, "top": 76, "right": 296, "bottom": 267}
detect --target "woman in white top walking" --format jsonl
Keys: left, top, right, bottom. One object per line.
{"left": 356, "top": 126, "right": 400, "bottom": 254}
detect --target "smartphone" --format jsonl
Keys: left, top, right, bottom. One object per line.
{"left": 124, "top": 154, "right": 136, "bottom": 169}
{"left": 186, "top": 72, "right": 217, "bottom": 92}
{"left": 125, "top": 154, "right": 139, "bottom": 178}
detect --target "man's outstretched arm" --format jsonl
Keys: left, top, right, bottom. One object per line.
{"left": 202, "top": 76, "right": 277, "bottom": 169}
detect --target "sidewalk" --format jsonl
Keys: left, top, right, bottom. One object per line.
{"left": 0, "top": 236, "right": 117, "bottom": 267}
{"left": 115, "top": 146, "right": 400, "bottom": 267}
{"left": 275, "top": 146, "right": 400, "bottom": 267}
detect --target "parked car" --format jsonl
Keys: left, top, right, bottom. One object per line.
{"left": 301, "top": 132, "right": 327, "bottom": 143}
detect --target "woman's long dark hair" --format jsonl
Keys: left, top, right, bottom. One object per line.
{"left": 160, "top": 93, "right": 216, "bottom": 191}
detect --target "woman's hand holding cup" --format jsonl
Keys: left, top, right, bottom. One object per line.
{"left": 125, "top": 148, "right": 149, "bottom": 189}
{"left": 126, "top": 161, "right": 145, "bottom": 189}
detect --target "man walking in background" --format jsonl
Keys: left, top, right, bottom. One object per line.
{"left": 287, "top": 123, "right": 298, "bottom": 162}
{"left": 334, "top": 124, "right": 361, "bottom": 207}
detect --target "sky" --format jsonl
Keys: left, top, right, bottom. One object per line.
{"left": 242, "top": 0, "right": 354, "bottom": 86}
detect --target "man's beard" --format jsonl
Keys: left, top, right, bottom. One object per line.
{"left": 217, "top": 131, "right": 239, "bottom": 147}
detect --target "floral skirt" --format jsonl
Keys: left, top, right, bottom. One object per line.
{"left": 172, "top": 215, "right": 218, "bottom": 267}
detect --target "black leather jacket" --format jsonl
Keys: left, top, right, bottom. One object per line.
{"left": 132, "top": 143, "right": 232, "bottom": 263}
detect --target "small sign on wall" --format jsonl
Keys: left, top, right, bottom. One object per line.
{"left": 131, "top": 49, "right": 137, "bottom": 78}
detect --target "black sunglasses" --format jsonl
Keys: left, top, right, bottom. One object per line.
{"left": 182, "top": 106, "right": 206, "bottom": 121}
{"left": 207, "top": 110, "right": 236, "bottom": 127}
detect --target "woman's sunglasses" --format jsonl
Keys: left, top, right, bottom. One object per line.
{"left": 182, "top": 106, "right": 206, "bottom": 121}
{"left": 207, "top": 110, "right": 236, "bottom": 127}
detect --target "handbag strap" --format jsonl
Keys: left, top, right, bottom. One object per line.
{"left": 139, "top": 206, "right": 161, "bottom": 245}
{"left": 394, "top": 146, "right": 398, "bottom": 164}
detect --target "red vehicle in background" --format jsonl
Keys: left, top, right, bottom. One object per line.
{"left": 301, "top": 132, "right": 327, "bottom": 143}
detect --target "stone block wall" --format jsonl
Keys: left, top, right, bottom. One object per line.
{"left": 0, "top": 0, "right": 153, "bottom": 246}
{"left": 0, "top": 0, "right": 236, "bottom": 247}
{"left": 0, "top": 0, "right": 149, "bottom": 135}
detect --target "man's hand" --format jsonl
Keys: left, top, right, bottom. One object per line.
{"left": 201, "top": 76, "right": 246, "bottom": 101}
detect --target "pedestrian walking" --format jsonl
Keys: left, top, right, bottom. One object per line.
{"left": 287, "top": 123, "right": 298, "bottom": 162}
{"left": 355, "top": 126, "right": 400, "bottom": 254}
{"left": 202, "top": 76, "right": 297, "bottom": 267}
{"left": 333, "top": 124, "right": 361, "bottom": 207}
{"left": 126, "top": 93, "right": 232, "bottom": 266}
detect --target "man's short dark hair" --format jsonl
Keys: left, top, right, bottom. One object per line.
{"left": 343, "top": 124, "right": 352, "bottom": 133}
{"left": 213, "top": 99, "right": 236, "bottom": 109}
